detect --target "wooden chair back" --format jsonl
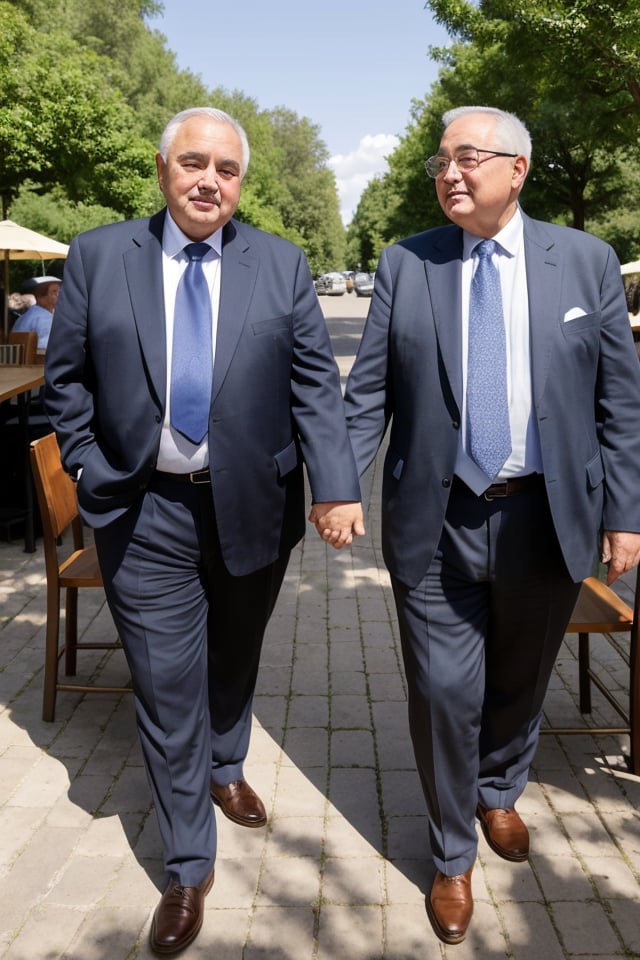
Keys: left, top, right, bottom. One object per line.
{"left": 7, "top": 331, "right": 38, "bottom": 364}
{"left": 30, "top": 432, "right": 128, "bottom": 721}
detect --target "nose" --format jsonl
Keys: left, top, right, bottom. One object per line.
{"left": 442, "top": 159, "right": 463, "bottom": 183}
{"left": 198, "top": 166, "right": 220, "bottom": 192}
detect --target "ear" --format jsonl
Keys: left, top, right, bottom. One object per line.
{"left": 155, "top": 152, "right": 165, "bottom": 191}
{"left": 512, "top": 155, "right": 528, "bottom": 189}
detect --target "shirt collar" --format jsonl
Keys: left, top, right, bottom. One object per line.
{"left": 462, "top": 205, "right": 523, "bottom": 261}
{"left": 162, "top": 210, "right": 223, "bottom": 259}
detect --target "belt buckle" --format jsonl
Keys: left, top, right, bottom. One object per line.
{"left": 483, "top": 481, "right": 508, "bottom": 501}
{"left": 189, "top": 469, "right": 210, "bottom": 485}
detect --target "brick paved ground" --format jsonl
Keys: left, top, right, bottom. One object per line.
{"left": 0, "top": 294, "right": 639, "bottom": 959}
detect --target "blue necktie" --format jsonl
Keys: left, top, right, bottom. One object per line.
{"left": 466, "top": 239, "right": 512, "bottom": 480}
{"left": 170, "top": 242, "right": 213, "bottom": 445}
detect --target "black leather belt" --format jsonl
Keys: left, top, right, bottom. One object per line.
{"left": 153, "top": 469, "right": 211, "bottom": 485}
{"left": 483, "top": 474, "right": 541, "bottom": 501}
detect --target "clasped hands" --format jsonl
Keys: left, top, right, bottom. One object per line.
{"left": 308, "top": 501, "right": 365, "bottom": 549}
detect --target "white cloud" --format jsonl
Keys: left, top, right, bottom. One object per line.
{"left": 329, "top": 133, "right": 400, "bottom": 226}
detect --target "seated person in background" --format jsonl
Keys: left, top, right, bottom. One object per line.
{"left": 12, "top": 276, "right": 61, "bottom": 350}
{"left": 7, "top": 291, "right": 36, "bottom": 326}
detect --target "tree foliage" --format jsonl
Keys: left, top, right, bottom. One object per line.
{"left": 348, "top": 0, "right": 640, "bottom": 265}
{"left": 0, "top": 0, "right": 344, "bottom": 277}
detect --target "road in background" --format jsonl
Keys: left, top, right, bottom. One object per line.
{"left": 318, "top": 291, "right": 368, "bottom": 383}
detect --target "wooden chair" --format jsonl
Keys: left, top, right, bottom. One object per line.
{"left": 8, "top": 330, "right": 38, "bottom": 365}
{"left": 30, "top": 432, "right": 129, "bottom": 721}
{"left": 541, "top": 569, "right": 640, "bottom": 775}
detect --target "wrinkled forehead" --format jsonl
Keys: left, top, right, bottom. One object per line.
{"left": 168, "top": 117, "right": 243, "bottom": 162}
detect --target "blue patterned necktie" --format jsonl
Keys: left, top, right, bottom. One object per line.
{"left": 466, "top": 239, "right": 512, "bottom": 480}
{"left": 170, "top": 242, "right": 213, "bottom": 445}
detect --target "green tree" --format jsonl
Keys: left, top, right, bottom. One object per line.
{"left": 0, "top": 2, "right": 157, "bottom": 218}
{"left": 268, "top": 108, "right": 345, "bottom": 273}
{"left": 424, "top": 0, "right": 640, "bottom": 230}
{"left": 1, "top": 0, "right": 346, "bottom": 271}
{"left": 347, "top": 175, "right": 400, "bottom": 270}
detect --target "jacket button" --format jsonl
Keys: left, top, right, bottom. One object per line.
{"left": 442, "top": 478, "right": 451, "bottom": 488}
{"left": 452, "top": 420, "right": 459, "bottom": 429}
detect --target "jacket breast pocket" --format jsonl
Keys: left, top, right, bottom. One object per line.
{"left": 561, "top": 311, "right": 600, "bottom": 337}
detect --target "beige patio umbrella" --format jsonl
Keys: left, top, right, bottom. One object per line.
{"left": 0, "top": 219, "right": 69, "bottom": 337}
{"left": 621, "top": 259, "right": 640, "bottom": 276}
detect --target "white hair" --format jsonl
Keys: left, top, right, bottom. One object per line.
{"left": 158, "top": 107, "right": 250, "bottom": 178}
{"left": 442, "top": 106, "right": 532, "bottom": 165}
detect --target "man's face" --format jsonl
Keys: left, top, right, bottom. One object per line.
{"left": 156, "top": 115, "right": 244, "bottom": 241}
{"left": 434, "top": 113, "right": 527, "bottom": 237}
{"left": 38, "top": 283, "right": 60, "bottom": 312}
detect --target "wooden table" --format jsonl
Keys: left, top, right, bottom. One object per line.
{"left": 0, "top": 365, "right": 46, "bottom": 552}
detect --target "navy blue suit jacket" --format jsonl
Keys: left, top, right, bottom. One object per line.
{"left": 344, "top": 213, "right": 640, "bottom": 587}
{"left": 45, "top": 210, "right": 360, "bottom": 576}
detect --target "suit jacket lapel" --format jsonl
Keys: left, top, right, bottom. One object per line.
{"left": 123, "top": 211, "right": 167, "bottom": 406}
{"left": 213, "top": 220, "right": 258, "bottom": 403}
{"left": 522, "top": 214, "right": 560, "bottom": 403}
{"left": 426, "top": 227, "right": 464, "bottom": 412}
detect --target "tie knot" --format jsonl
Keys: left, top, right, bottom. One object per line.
{"left": 476, "top": 239, "right": 497, "bottom": 260}
{"left": 184, "top": 242, "right": 210, "bottom": 262}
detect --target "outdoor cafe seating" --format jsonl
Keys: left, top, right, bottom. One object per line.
{"left": 0, "top": 331, "right": 46, "bottom": 549}
{"left": 29, "top": 432, "right": 128, "bottom": 722}
{"left": 542, "top": 570, "right": 640, "bottom": 775}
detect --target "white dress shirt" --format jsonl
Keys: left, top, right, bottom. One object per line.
{"left": 156, "top": 212, "right": 222, "bottom": 473}
{"left": 454, "top": 206, "right": 543, "bottom": 493}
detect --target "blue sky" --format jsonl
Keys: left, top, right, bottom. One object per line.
{"left": 146, "top": 1, "right": 451, "bottom": 222}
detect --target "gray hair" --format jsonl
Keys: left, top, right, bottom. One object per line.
{"left": 442, "top": 106, "right": 532, "bottom": 166}
{"left": 158, "top": 107, "right": 250, "bottom": 178}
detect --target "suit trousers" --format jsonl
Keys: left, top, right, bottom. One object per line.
{"left": 391, "top": 476, "right": 581, "bottom": 876}
{"left": 94, "top": 474, "right": 289, "bottom": 887}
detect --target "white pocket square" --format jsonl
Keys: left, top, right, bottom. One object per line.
{"left": 563, "top": 307, "right": 587, "bottom": 323}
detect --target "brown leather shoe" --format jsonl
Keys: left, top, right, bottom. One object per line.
{"left": 477, "top": 804, "right": 529, "bottom": 862}
{"left": 210, "top": 778, "right": 267, "bottom": 828}
{"left": 149, "top": 866, "right": 215, "bottom": 955}
{"left": 426, "top": 866, "right": 473, "bottom": 945}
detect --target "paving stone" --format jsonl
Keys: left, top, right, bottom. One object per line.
{"left": 243, "top": 906, "right": 315, "bottom": 959}
{"left": 330, "top": 728, "right": 375, "bottom": 767}
{"left": 383, "top": 902, "right": 431, "bottom": 958}
{"left": 256, "top": 855, "right": 322, "bottom": 907}
{"left": 316, "top": 904, "right": 383, "bottom": 959}
{"left": 499, "top": 900, "right": 566, "bottom": 960}
{"left": 323, "top": 814, "right": 381, "bottom": 859}
{"left": 608, "top": 895, "right": 640, "bottom": 953}
{"left": 322, "top": 856, "right": 385, "bottom": 905}
{"left": 551, "top": 900, "right": 621, "bottom": 953}
{"left": 282, "top": 726, "right": 328, "bottom": 767}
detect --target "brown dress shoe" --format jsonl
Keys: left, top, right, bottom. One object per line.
{"left": 477, "top": 804, "right": 529, "bottom": 862}
{"left": 149, "top": 866, "right": 215, "bottom": 955}
{"left": 426, "top": 866, "right": 474, "bottom": 945}
{"left": 210, "top": 778, "right": 267, "bottom": 828}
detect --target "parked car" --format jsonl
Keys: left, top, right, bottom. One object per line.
{"left": 315, "top": 272, "right": 346, "bottom": 296}
{"left": 354, "top": 271, "right": 375, "bottom": 297}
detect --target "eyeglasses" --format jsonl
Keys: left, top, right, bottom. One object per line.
{"left": 424, "top": 147, "right": 518, "bottom": 179}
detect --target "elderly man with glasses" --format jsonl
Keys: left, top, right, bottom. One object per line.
{"left": 340, "top": 105, "right": 640, "bottom": 945}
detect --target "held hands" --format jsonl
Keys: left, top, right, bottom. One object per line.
{"left": 601, "top": 531, "right": 640, "bottom": 584}
{"left": 308, "top": 501, "right": 365, "bottom": 549}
